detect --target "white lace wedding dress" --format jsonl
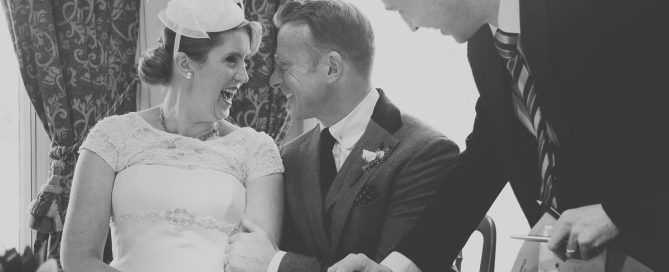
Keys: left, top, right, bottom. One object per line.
{"left": 80, "top": 113, "right": 284, "bottom": 272}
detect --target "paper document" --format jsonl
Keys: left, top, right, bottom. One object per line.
{"left": 510, "top": 213, "right": 653, "bottom": 272}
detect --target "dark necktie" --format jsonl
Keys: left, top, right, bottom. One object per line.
{"left": 494, "top": 29, "right": 559, "bottom": 209}
{"left": 320, "top": 128, "right": 337, "bottom": 195}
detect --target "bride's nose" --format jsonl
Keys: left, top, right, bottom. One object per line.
{"left": 235, "top": 64, "right": 249, "bottom": 83}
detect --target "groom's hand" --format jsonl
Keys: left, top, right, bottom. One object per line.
{"left": 328, "top": 254, "right": 392, "bottom": 272}
{"left": 226, "top": 218, "right": 278, "bottom": 272}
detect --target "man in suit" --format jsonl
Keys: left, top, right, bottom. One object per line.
{"left": 223, "top": 1, "right": 460, "bottom": 272}
{"left": 329, "top": 0, "right": 669, "bottom": 271}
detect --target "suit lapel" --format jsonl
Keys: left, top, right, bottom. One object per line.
{"left": 324, "top": 89, "right": 402, "bottom": 259}
{"left": 324, "top": 120, "right": 399, "bottom": 210}
{"left": 299, "top": 127, "right": 331, "bottom": 255}
{"left": 327, "top": 121, "right": 399, "bottom": 258}
{"left": 323, "top": 142, "right": 364, "bottom": 210}
{"left": 519, "top": 0, "right": 564, "bottom": 142}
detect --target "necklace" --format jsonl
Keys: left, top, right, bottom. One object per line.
{"left": 159, "top": 107, "right": 219, "bottom": 141}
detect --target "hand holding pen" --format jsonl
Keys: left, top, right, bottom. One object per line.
{"left": 512, "top": 200, "right": 617, "bottom": 260}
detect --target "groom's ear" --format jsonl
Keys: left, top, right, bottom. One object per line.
{"left": 325, "top": 51, "right": 343, "bottom": 84}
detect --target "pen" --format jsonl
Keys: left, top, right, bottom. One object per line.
{"left": 510, "top": 201, "right": 560, "bottom": 244}
{"left": 537, "top": 200, "right": 561, "bottom": 219}
{"left": 510, "top": 235, "right": 550, "bottom": 243}
{"left": 511, "top": 200, "right": 560, "bottom": 243}
{"left": 510, "top": 203, "right": 558, "bottom": 243}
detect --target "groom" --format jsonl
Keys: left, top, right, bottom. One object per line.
{"left": 224, "top": 0, "right": 459, "bottom": 271}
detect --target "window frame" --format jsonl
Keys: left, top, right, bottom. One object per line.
{"left": 18, "top": 79, "right": 51, "bottom": 250}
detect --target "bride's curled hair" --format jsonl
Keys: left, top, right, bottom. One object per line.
{"left": 138, "top": 20, "right": 263, "bottom": 86}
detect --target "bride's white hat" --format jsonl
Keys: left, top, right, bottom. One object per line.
{"left": 158, "top": 0, "right": 245, "bottom": 58}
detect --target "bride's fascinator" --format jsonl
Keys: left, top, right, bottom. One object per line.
{"left": 158, "top": 0, "right": 245, "bottom": 59}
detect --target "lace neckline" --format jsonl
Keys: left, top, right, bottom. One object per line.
{"left": 130, "top": 112, "right": 246, "bottom": 142}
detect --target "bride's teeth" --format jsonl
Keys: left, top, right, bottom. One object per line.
{"left": 219, "top": 88, "right": 238, "bottom": 103}
{"left": 286, "top": 93, "right": 294, "bottom": 99}
{"left": 221, "top": 88, "right": 237, "bottom": 95}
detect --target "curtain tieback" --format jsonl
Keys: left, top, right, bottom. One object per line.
{"left": 27, "top": 160, "right": 65, "bottom": 233}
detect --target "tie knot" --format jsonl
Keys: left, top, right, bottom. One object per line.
{"left": 321, "top": 128, "right": 337, "bottom": 149}
{"left": 494, "top": 29, "right": 519, "bottom": 60}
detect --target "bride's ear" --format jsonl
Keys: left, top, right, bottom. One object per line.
{"left": 174, "top": 52, "right": 195, "bottom": 79}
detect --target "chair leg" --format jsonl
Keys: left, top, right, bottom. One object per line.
{"left": 455, "top": 251, "right": 463, "bottom": 272}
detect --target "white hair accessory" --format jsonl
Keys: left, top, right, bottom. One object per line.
{"left": 158, "top": 0, "right": 245, "bottom": 58}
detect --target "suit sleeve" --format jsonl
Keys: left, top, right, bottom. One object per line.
{"left": 276, "top": 199, "right": 312, "bottom": 270}
{"left": 277, "top": 252, "right": 328, "bottom": 272}
{"left": 278, "top": 217, "right": 339, "bottom": 272}
{"left": 373, "top": 136, "right": 459, "bottom": 263}
{"left": 394, "top": 98, "right": 509, "bottom": 271}
{"left": 277, "top": 144, "right": 302, "bottom": 256}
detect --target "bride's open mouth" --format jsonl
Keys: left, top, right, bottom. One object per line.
{"left": 220, "top": 88, "right": 238, "bottom": 104}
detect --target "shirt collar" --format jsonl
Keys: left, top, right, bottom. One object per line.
{"left": 490, "top": 0, "right": 520, "bottom": 34}
{"left": 320, "top": 88, "right": 379, "bottom": 149}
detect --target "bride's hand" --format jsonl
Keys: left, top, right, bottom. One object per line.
{"left": 225, "top": 218, "right": 279, "bottom": 272}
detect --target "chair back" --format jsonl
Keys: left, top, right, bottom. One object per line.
{"left": 455, "top": 215, "right": 496, "bottom": 272}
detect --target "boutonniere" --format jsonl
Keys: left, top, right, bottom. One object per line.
{"left": 361, "top": 147, "right": 391, "bottom": 171}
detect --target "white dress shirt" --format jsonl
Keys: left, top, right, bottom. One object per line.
{"left": 325, "top": 88, "right": 380, "bottom": 171}
{"left": 493, "top": 0, "right": 520, "bottom": 34}
{"left": 381, "top": 1, "right": 519, "bottom": 271}
{"left": 267, "top": 88, "right": 380, "bottom": 272}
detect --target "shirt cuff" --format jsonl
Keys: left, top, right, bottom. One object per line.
{"left": 267, "top": 250, "right": 287, "bottom": 272}
{"left": 380, "top": 252, "right": 422, "bottom": 272}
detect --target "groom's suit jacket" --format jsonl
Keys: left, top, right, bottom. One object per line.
{"left": 278, "top": 90, "right": 459, "bottom": 272}
{"left": 394, "top": 0, "right": 669, "bottom": 271}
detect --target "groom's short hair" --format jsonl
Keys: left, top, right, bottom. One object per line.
{"left": 274, "top": 0, "right": 375, "bottom": 77}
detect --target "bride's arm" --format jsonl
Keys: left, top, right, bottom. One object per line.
{"left": 243, "top": 173, "right": 284, "bottom": 245}
{"left": 61, "top": 150, "right": 120, "bottom": 272}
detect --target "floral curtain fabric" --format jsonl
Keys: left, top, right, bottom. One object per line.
{"left": 1, "top": 0, "right": 140, "bottom": 267}
{"left": 230, "top": 0, "right": 291, "bottom": 143}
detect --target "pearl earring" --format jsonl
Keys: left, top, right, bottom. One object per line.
{"left": 185, "top": 72, "right": 193, "bottom": 79}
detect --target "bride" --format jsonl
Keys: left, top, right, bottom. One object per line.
{"left": 61, "top": 0, "right": 284, "bottom": 271}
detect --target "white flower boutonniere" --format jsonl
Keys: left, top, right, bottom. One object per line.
{"left": 362, "top": 147, "right": 391, "bottom": 171}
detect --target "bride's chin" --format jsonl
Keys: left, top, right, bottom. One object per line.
{"left": 214, "top": 97, "right": 232, "bottom": 118}
{"left": 214, "top": 105, "right": 231, "bottom": 120}
{"left": 214, "top": 108, "right": 230, "bottom": 120}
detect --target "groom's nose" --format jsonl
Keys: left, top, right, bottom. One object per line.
{"left": 270, "top": 69, "right": 282, "bottom": 89}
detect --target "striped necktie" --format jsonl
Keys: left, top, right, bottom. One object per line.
{"left": 494, "top": 29, "right": 559, "bottom": 209}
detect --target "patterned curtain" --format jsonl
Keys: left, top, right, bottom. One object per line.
{"left": 230, "top": 0, "right": 291, "bottom": 143}
{"left": 1, "top": 0, "right": 140, "bottom": 267}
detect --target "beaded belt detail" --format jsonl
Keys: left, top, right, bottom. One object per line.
{"left": 110, "top": 208, "right": 241, "bottom": 235}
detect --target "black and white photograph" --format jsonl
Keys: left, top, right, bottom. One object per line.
{"left": 0, "top": 0, "right": 666, "bottom": 272}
